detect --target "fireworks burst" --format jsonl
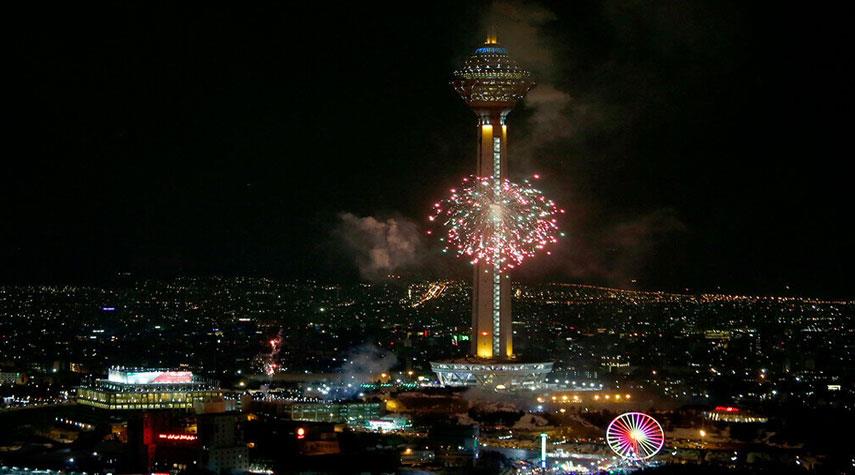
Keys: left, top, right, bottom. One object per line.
{"left": 429, "top": 175, "right": 563, "bottom": 271}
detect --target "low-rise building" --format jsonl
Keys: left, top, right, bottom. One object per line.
{"left": 77, "top": 367, "right": 223, "bottom": 411}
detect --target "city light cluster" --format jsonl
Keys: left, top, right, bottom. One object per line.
{"left": 429, "top": 176, "right": 563, "bottom": 272}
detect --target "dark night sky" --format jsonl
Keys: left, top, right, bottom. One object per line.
{"left": 4, "top": 1, "right": 853, "bottom": 297}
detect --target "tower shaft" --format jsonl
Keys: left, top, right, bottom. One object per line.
{"left": 471, "top": 112, "right": 513, "bottom": 359}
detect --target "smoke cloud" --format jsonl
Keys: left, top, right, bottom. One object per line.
{"left": 335, "top": 212, "right": 426, "bottom": 281}
{"left": 334, "top": 212, "right": 462, "bottom": 282}
{"left": 339, "top": 343, "right": 398, "bottom": 385}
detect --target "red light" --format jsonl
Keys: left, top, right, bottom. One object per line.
{"left": 296, "top": 427, "right": 306, "bottom": 439}
{"left": 714, "top": 406, "right": 740, "bottom": 413}
{"left": 157, "top": 433, "right": 197, "bottom": 441}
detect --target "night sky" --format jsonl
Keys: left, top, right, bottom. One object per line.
{"left": 5, "top": 1, "right": 853, "bottom": 297}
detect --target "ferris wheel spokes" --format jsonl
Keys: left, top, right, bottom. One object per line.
{"left": 606, "top": 412, "right": 665, "bottom": 461}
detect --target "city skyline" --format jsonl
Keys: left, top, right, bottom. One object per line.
{"left": 4, "top": 2, "right": 854, "bottom": 298}
{"left": 1, "top": 275, "right": 852, "bottom": 471}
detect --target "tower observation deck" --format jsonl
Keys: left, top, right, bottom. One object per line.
{"left": 453, "top": 36, "right": 534, "bottom": 360}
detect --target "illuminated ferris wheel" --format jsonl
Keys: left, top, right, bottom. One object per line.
{"left": 606, "top": 412, "right": 665, "bottom": 460}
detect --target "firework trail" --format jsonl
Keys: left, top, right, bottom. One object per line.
{"left": 263, "top": 329, "right": 283, "bottom": 377}
{"left": 411, "top": 281, "right": 448, "bottom": 308}
{"left": 429, "top": 175, "right": 563, "bottom": 272}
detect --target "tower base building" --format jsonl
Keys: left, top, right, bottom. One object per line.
{"left": 431, "top": 358, "right": 553, "bottom": 390}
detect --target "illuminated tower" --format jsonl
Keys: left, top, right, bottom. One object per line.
{"left": 431, "top": 35, "right": 551, "bottom": 389}
{"left": 452, "top": 35, "right": 535, "bottom": 359}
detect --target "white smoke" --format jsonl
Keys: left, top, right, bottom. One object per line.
{"left": 331, "top": 343, "right": 398, "bottom": 399}
{"left": 335, "top": 212, "right": 426, "bottom": 280}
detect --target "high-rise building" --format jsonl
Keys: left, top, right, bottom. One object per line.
{"left": 451, "top": 34, "right": 535, "bottom": 359}
{"left": 198, "top": 413, "right": 250, "bottom": 474}
{"left": 432, "top": 36, "right": 552, "bottom": 389}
